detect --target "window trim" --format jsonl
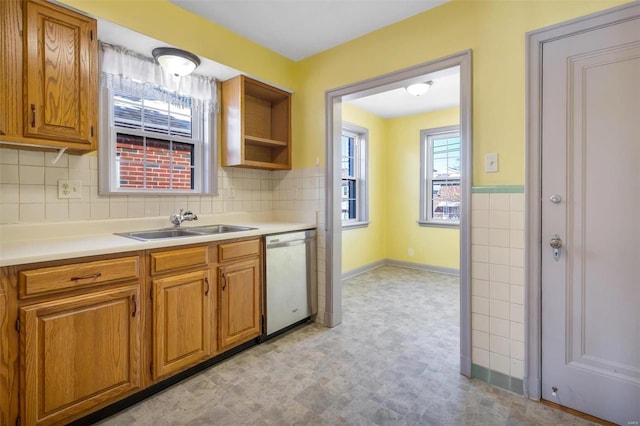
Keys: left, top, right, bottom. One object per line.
{"left": 341, "top": 122, "right": 369, "bottom": 229}
{"left": 419, "top": 125, "right": 460, "bottom": 228}
{"left": 98, "top": 85, "right": 218, "bottom": 195}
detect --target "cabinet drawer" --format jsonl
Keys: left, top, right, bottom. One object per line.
{"left": 150, "top": 246, "right": 209, "bottom": 275}
{"left": 19, "top": 256, "right": 140, "bottom": 298}
{"left": 218, "top": 239, "right": 260, "bottom": 262}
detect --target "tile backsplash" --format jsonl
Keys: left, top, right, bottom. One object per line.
{"left": 0, "top": 148, "right": 324, "bottom": 225}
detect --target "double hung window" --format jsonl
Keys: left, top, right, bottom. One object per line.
{"left": 341, "top": 123, "right": 368, "bottom": 228}
{"left": 420, "top": 126, "right": 461, "bottom": 226}
{"left": 99, "top": 43, "right": 217, "bottom": 195}
{"left": 111, "top": 86, "right": 202, "bottom": 191}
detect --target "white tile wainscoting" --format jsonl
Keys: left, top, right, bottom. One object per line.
{"left": 471, "top": 187, "right": 525, "bottom": 394}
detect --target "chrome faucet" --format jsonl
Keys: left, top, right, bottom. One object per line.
{"left": 170, "top": 208, "right": 198, "bottom": 226}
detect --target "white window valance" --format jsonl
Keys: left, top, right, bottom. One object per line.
{"left": 99, "top": 42, "right": 218, "bottom": 112}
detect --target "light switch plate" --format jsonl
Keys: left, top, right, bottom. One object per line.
{"left": 485, "top": 153, "right": 498, "bottom": 173}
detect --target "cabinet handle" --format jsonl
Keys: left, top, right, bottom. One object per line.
{"left": 31, "top": 104, "right": 36, "bottom": 127}
{"left": 70, "top": 272, "right": 102, "bottom": 281}
{"left": 221, "top": 274, "right": 226, "bottom": 290}
{"left": 204, "top": 277, "right": 210, "bottom": 296}
{"left": 131, "top": 295, "right": 137, "bottom": 317}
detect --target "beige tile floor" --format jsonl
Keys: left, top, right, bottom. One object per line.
{"left": 96, "top": 266, "right": 598, "bottom": 425}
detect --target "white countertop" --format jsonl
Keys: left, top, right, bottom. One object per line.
{"left": 0, "top": 211, "right": 317, "bottom": 267}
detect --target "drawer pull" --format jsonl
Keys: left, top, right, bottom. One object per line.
{"left": 204, "top": 277, "right": 210, "bottom": 296}
{"left": 131, "top": 295, "right": 137, "bottom": 317}
{"left": 70, "top": 272, "right": 102, "bottom": 281}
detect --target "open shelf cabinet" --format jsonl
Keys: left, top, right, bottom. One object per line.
{"left": 221, "top": 75, "right": 291, "bottom": 170}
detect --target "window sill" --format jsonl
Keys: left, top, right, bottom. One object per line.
{"left": 417, "top": 220, "right": 459, "bottom": 229}
{"left": 342, "top": 221, "right": 370, "bottom": 230}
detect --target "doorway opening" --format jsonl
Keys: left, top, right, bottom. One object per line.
{"left": 324, "top": 50, "right": 472, "bottom": 376}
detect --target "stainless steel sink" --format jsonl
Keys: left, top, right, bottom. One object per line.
{"left": 186, "top": 225, "right": 256, "bottom": 235}
{"left": 115, "top": 228, "right": 198, "bottom": 241}
{"left": 115, "top": 224, "right": 256, "bottom": 241}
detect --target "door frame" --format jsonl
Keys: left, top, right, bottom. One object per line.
{"left": 524, "top": 1, "right": 640, "bottom": 400}
{"left": 324, "top": 50, "right": 473, "bottom": 376}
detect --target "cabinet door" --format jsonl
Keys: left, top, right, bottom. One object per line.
{"left": 152, "top": 270, "right": 211, "bottom": 380}
{"left": 19, "top": 286, "right": 141, "bottom": 426}
{"left": 23, "top": 0, "right": 97, "bottom": 147}
{"left": 0, "top": 286, "right": 8, "bottom": 426}
{"left": 0, "top": 0, "right": 23, "bottom": 139}
{"left": 218, "top": 258, "right": 261, "bottom": 351}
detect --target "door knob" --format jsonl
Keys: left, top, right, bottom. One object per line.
{"left": 550, "top": 234, "right": 562, "bottom": 261}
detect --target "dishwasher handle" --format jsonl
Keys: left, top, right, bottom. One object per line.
{"left": 266, "top": 237, "right": 314, "bottom": 249}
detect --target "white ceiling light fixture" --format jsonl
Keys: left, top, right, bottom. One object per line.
{"left": 406, "top": 81, "right": 433, "bottom": 96}
{"left": 152, "top": 47, "right": 201, "bottom": 77}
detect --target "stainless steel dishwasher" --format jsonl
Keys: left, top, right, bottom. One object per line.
{"left": 264, "top": 229, "right": 317, "bottom": 338}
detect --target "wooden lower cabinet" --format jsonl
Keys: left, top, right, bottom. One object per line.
{"left": 0, "top": 237, "right": 266, "bottom": 424}
{"left": 152, "top": 270, "right": 211, "bottom": 380}
{"left": 19, "top": 285, "right": 141, "bottom": 426}
{"left": 218, "top": 258, "right": 262, "bottom": 351}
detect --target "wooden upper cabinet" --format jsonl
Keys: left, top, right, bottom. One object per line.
{"left": 23, "top": 0, "right": 98, "bottom": 149}
{"left": 221, "top": 75, "right": 291, "bottom": 170}
{"left": 19, "top": 286, "right": 141, "bottom": 425}
{"left": 1, "top": 0, "right": 24, "bottom": 139}
{"left": 0, "top": 0, "right": 97, "bottom": 151}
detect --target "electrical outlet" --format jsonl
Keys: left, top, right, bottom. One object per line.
{"left": 58, "top": 180, "right": 82, "bottom": 199}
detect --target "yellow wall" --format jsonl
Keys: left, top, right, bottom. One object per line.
{"left": 341, "top": 105, "right": 460, "bottom": 272}
{"left": 64, "top": 0, "right": 631, "bottom": 183}
{"left": 386, "top": 107, "right": 460, "bottom": 269}
{"left": 341, "top": 104, "right": 388, "bottom": 273}
{"left": 292, "top": 0, "right": 631, "bottom": 184}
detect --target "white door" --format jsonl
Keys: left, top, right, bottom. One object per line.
{"left": 541, "top": 14, "right": 640, "bottom": 425}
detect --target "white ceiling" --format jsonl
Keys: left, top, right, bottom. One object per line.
{"left": 346, "top": 68, "right": 460, "bottom": 119}
{"left": 97, "top": 0, "right": 458, "bottom": 118}
{"left": 169, "top": 0, "right": 449, "bottom": 61}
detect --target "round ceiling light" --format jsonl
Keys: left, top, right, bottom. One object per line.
{"left": 152, "top": 47, "right": 201, "bottom": 77}
{"left": 406, "top": 81, "right": 433, "bottom": 96}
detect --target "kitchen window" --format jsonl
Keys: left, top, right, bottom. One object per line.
{"left": 98, "top": 43, "right": 217, "bottom": 195}
{"left": 341, "top": 123, "right": 369, "bottom": 228}
{"left": 419, "top": 125, "right": 460, "bottom": 227}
